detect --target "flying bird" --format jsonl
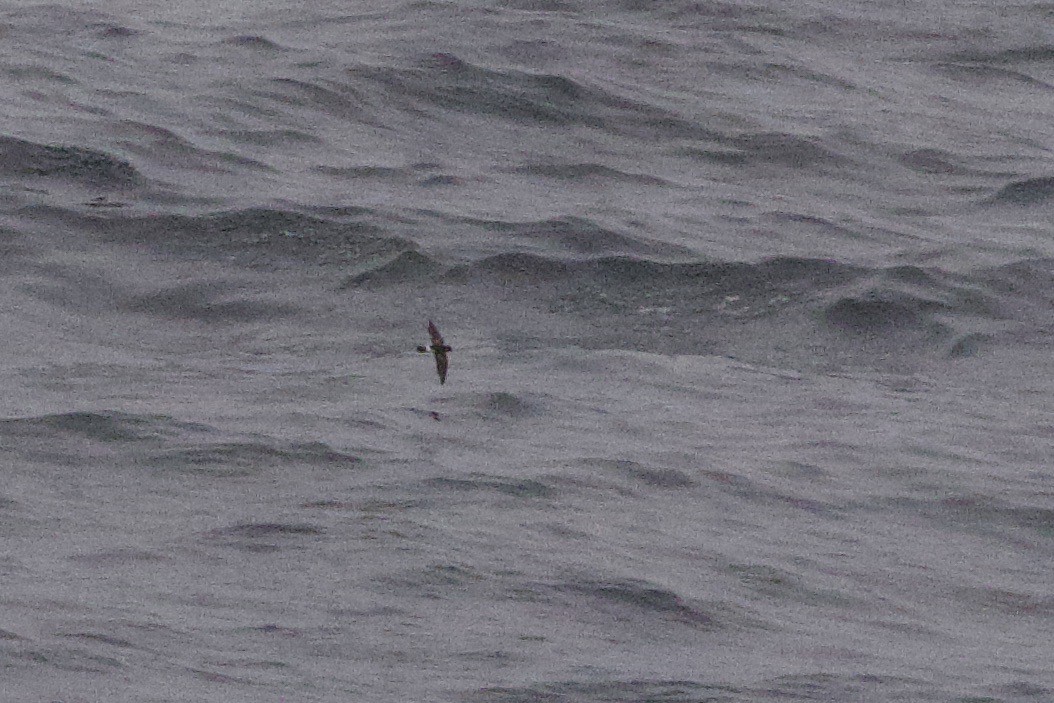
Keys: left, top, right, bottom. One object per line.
{"left": 416, "top": 320, "right": 452, "bottom": 384}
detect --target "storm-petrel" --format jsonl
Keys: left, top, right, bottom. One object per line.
{"left": 416, "top": 320, "right": 452, "bottom": 384}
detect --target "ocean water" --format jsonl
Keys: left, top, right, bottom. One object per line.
{"left": 1, "top": 1, "right": 1053, "bottom": 701}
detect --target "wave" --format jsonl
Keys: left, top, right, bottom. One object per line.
{"left": 201, "top": 128, "right": 322, "bottom": 148}
{"left": 451, "top": 253, "right": 1018, "bottom": 316}
{"left": 149, "top": 440, "right": 361, "bottom": 475}
{"left": 340, "top": 250, "right": 441, "bottom": 288}
{"left": 822, "top": 292, "right": 946, "bottom": 334}
{"left": 44, "top": 195, "right": 1054, "bottom": 363}
{"left": 729, "top": 131, "right": 846, "bottom": 169}
{"left": 729, "top": 563, "right": 854, "bottom": 607}
{"left": 476, "top": 391, "right": 540, "bottom": 419}
{"left": 21, "top": 261, "right": 302, "bottom": 323}
{"left": 553, "top": 577, "right": 719, "bottom": 628}
{"left": 113, "top": 120, "right": 275, "bottom": 174}
{"left": 439, "top": 214, "right": 692, "bottom": 258}
{"left": 438, "top": 252, "right": 1054, "bottom": 362}
{"left": 220, "top": 35, "right": 287, "bottom": 51}
{"left": 885, "top": 495, "right": 1054, "bottom": 538}
{"left": 207, "top": 522, "right": 324, "bottom": 538}
{"left": 422, "top": 390, "right": 545, "bottom": 421}
{"left": 472, "top": 679, "right": 739, "bottom": 703}
{"left": 445, "top": 251, "right": 574, "bottom": 283}
{"left": 0, "top": 412, "right": 359, "bottom": 479}
{"left": 0, "top": 135, "right": 142, "bottom": 188}
{"left": 0, "top": 411, "right": 207, "bottom": 443}
{"left": 313, "top": 163, "right": 421, "bottom": 180}
{"left": 898, "top": 148, "right": 969, "bottom": 175}
{"left": 423, "top": 475, "right": 558, "bottom": 500}
{"left": 954, "top": 584, "right": 1054, "bottom": 617}
{"left": 451, "top": 252, "right": 856, "bottom": 287}
{"left": 933, "top": 62, "right": 1054, "bottom": 89}
{"left": 943, "top": 45, "right": 1054, "bottom": 65}
{"left": 473, "top": 672, "right": 952, "bottom": 703}
{"left": 202, "top": 522, "right": 325, "bottom": 552}
{"left": 340, "top": 52, "right": 718, "bottom": 140}
{"left": 577, "top": 457, "right": 695, "bottom": 488}
{"left": 124, "top": 281, "right": 299, "bottom": 323}
{"left": 89, "top": 208, "right": 410, "bottom": 267}
{"left": 256, "top": 77, "right": 377, "bottom": 123}
{"left": 988, "top": 176, "right": 1054, "bottom": 206}
{"left": 507, "top": 162, "right": 670, "bottom": 185}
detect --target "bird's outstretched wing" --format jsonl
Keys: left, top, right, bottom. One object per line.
{"left": 428, "top": 320, "right": 445, "bottom": 347}
{"left": 435, "top": 352, "right": 448, "bottom": 384}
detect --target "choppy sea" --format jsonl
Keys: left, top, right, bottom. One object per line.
{"left": 2, "top": 1, "right": 1053, "bottom": 701}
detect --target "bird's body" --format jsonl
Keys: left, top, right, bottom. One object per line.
{"left": 417, "top": 320, "right": 452, "bottom": 384}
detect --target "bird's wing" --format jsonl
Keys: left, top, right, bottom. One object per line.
{"left": 435, "top": 351, "right": 448, "bottom": 384}
{"left": 428, "top": 320, "right": 445, "bottom": 347}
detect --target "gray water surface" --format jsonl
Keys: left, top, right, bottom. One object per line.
{"left": 1, "top": 1, "right": 1053, "bottom": 701}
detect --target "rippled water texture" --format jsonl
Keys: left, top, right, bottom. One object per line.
{"left": 1, "top": 1, "right": 1053, "bottom": 701}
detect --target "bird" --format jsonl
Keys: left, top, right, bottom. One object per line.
{"left": 416, "top": 320, "right": 452, "bottom": 384}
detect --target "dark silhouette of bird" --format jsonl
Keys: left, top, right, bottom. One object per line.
{"left": 416, "top": 320, "right": 452, "bottom": 384}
